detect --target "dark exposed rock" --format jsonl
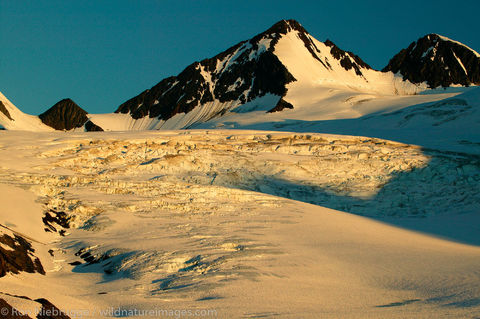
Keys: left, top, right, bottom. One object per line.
{"left": 42, "top": 210, "right": 70, "bottom": 236}
{"left": 114, "top": 19, "right": 379, "bottom": 125}
{"left": 115, "top": 20, "right": 308, "bottom": 122}
{"left": 0, "top": 298, "right": 33, "bottom": 318}
{"left": 34, "top": 299, "right": 71, "bottom": 319}
{"left": 0, "top": 233, "right": 45, "bottom": 277}
{"left": 325, "top": 39, "right": 372, "bottom": 77}
{"left": 383, "top": 33, "right": 480, "bottom": 88}
{"left": 268, "top": 98, "right": 294, "bottom": 113}
{"left": 0, "top": 297, "right": 71, "bottom": 319}
{"left": 84, "top": 120, "right": 103, "bottom": 132}
{"left": 39, "top": 99, "right": 89, "bottom": 131}
{"left": 72, "top": 247, "right": 135, "bottom": 276}
{"left": 0, "top": 101, "right": 13, "bottom": 121}
{"left": 74, "top": 248, "right": 108, "bottom": 266}
{"left": 68, "top": 261, "right": 82, "bottom": 266}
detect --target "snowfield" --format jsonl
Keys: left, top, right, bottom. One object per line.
{"left": 198, "top": 87, "right": 480, "bottom": 155}
{"left": 0, "top": 130, "right": 479, "bottom": 318}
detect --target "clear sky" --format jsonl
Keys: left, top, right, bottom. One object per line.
{"left": 1, "top": 0, "right": 479, "bottom": 114}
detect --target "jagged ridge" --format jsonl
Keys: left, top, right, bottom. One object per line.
{"left": 114, "top": 19, "right": 375, "bottom": 124}
{"left": 383, "top": 33, "right": 480, "bottom": 88}
{"left": 115, "top": 20, "right": 304, "bottom": 121}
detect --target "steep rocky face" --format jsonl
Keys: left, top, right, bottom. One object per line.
{"left": 84, "top": 120, "right": 104, "bottom": 132}
{"left": 324, "top": 39, "right": 372, "bottom": 77}
{"left": 39, "top": 99, "right": 89, "bottom": 131}
{"left": 115, "top": 19, "right": 302, "bottom": 121}
{"left": 0, "top": 101, "right": 13, "bottom": 121}
{"left": 267, "top": 98, "right": 294, "bottom": 113}
{"left": 38, "top": 99, "right": 103, "bottom": 131}
{"left": 115, "top": 19, "right": 375, "bottom": 125}
{"left": 0, "top": 232, "right": 45, "bottom": 277}
{"left": 35, "top": 298, "right": 71, "bottom": 319}
{"left": 383, "top": 34, "right": 480, "bottom": 88}
{"left": 0, "top": 298, "right": 33, "bottom": 318}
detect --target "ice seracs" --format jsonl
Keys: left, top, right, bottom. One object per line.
{"left": 0, "top": 130, "right": 479, "bottom": 317}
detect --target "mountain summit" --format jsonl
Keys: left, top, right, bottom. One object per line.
{"left": 39, "top": 98, "right": 89, "bottom": 130}
{"left": 106, "top": 19, "right": 419, "bottom": 130}
{"left": 114, "top": 20, "right": 299, "bottom": 123}
{"left": 383, "top": 33, "right": 480, "bottom": 88}
{"left": 39, "top": 98, "right": 103, "bottom": 131}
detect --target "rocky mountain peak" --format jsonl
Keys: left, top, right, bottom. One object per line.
{"left": 256, "top": 19, "right": 308, "bottom": 38}
{"left": 324, "top": 39, "right": 372, "bottom": 76}
{"left": 39, "top": 98, "right": 92, "bottom": 131}
{"left": 115, "top": 19, "right": 306, "bottom": 122}
{"left": 383, "top": 33, "right": 480, "bottom": 88}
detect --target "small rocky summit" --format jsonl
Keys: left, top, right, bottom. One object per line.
{"left": 383, "top": 33, "right": 480, "bottom": 88}
{"left": 39, "top": 99, "right": 103, "bottom": 131}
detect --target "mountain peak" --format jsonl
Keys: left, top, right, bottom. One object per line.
{"left": 43, "top": 98, "right": 85, "bottom": 114}
{"left": 39, "top": 98, "right": 89, "bottom": 130}
{"left": 57, "top": 98, "right": 76, "bottom": 104}
{"left": 383, "top": 33, "right": 480, "bottom": 87}
{"left": 113, "top": 19, "right": 415, "bottom": 130}
{"left": 324, "top": 39, "right": 372, "bottom": 75}
{"left": 38, "top": 98, "right": 104, "bottom": 131}
{"left": 115, "top": 20, "right": 303, "bottom": 121}
{"left": 424, "top": 33, "right": 443, "bottom": 41}
{"left": 261, "top": 19, "right": 307, "bottom": 36}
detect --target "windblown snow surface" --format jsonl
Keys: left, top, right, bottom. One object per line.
{"left": 0, "top": 129, "right": 479, "bottom": 318}
{"left": 199, "top": 87, "right": 480, "bottom": 155}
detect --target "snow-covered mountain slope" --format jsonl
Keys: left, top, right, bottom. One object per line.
{"left": 383, "top": 33, "right": 480, "bottom": 88}
{"left": 0, "top": 93, "right": 102, "bottom": 132}
{"left": 0, "top": 92, "right": 53, "bottom": 131}
{"left": 0, "top": 130, "right": 479, "bottom": 318}
{"left": 104, "top": 19, "right": 423, "bottom": 131}
{"left": 3, "top": 20, "right": 480, "bottom": 135}
{"left": 197, "top": 87, "right": 480, "bottom": 154}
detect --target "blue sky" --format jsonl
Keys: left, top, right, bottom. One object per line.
{"left": 1, "top": 0, "right": 479, "bottom": 114}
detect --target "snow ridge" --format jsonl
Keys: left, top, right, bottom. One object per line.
{"left": 435, "top": 34, "right": 480, "bottom": 58}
